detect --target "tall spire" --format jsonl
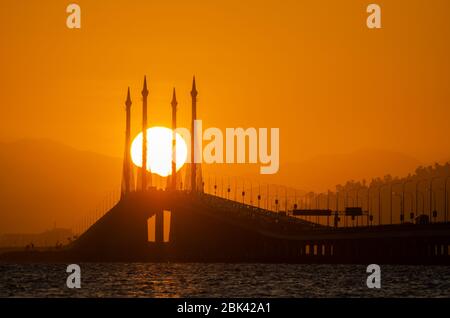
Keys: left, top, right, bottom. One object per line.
{"left": 126, "top": 87, "right": 131, "bottom": 106}
{"left": 121, "top": 87, "right": 133, "bottom": 198}
{"left": 191, "top": 76, "right": 197, "bottom": 98}
{"left": 141, "top": 76, "right": 149, "bottom": 191}
{"left": 171, "top": 88, "right": 178, "bottom": 190}
{"left": 142, "top": 76, "right": 149, "bottom": 96}
{"left": 171, "top": 87, "right": 178, "bottom": 107}
{"left": 190, "top": 76, "right": 198, "bottom": 193}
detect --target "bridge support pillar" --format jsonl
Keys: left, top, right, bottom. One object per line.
{"left": 155, "top": 210, "right": 164, "bottom": 243}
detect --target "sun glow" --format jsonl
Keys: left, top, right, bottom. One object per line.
{"left": 131, "top": 127, "right": 188, "bottom": 177}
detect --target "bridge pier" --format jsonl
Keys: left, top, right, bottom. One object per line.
{"left": 155, "top": 210, "right": 164, "bottom": 243}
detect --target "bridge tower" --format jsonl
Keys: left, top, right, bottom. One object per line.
{"left": 189, "top": 77, "right": 203, "bottom": 192}
{"left": 171, "top": 88, "right": 178, "bottom": 190}
{"left": 191, "top": 77, "right": 197, "bottom": 192}
{"left": 121, "top": 87, "right": 134, "bottom": 198}
{"left": 140, "top": 76, "right": 151, "bottom": 191}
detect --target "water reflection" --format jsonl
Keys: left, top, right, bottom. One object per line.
{"left": 1, "top": 263, "right": 449, "bottom": 297}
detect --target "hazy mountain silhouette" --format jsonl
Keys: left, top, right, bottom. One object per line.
{"left": 0, "top": 139, "right": 122, "bottom": 234}
{"left": 196, "top": 149, "right": 423, "bottom": 194}
{"left": 0, "top": 139, "right": 425, "bottom": 234}
{"left": 279, "top": 149, "right": 422, "bottom": 192}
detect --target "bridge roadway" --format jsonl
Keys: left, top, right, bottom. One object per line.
{"left": 191, "top": 192, "right": 450, "bottom": 242}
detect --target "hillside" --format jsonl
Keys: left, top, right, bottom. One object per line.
{"left": 0, "top": 139, "right": 122, "bottom": 234}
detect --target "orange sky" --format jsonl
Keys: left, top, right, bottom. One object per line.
{"left": 1, "top": 0, "right": 450, "bottom": 163}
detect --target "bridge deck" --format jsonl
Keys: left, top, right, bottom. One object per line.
{"left": 191, "top": 192, "right": 450, "bottom": 241}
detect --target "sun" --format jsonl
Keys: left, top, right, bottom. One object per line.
{"left": 130, "top": 127, "right": 188, "bottom": 177}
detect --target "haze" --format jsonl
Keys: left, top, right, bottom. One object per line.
{"left": 1, "top": 0, "right": 450, "bottom": 233}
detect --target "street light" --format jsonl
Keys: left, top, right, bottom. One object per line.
{"left": 415, "top": 179, "right": 428, "bottom": 220}
{"left": 335, "top": 190, "right": 340, "bottom": 227}
{"left": 242, "top": 180, "right": 245, "bottom": 204}
{"left": 284, "top": 186, "right": 288, "bottom": 214}
{"left": 356, "top": 186, "right": 372, "bottom": 226}
{"left": 327, "top": 190, "right": 331, "bottom": 227}
{"left": 444, "top": 176, "right": 450, "bottom": 223}
{"left": 367, "top": 185, "right": 376, "bottom": 226}
{"left": 257, "top": 182, "right": 261, "bottom": 209}
{"left": 404, "top": 192, "right": 414, "bottom": 223}
{"left": 429, "top": 176, "right": 440, "bottom": 222}
{"left": 386, "top": 180, "right": 411, "bottom": 225}
{"left": 378, "top": 184, "right": 390, "bottom": 226}
{"left": 392, "top": 191, "right": 402, "bottom": 225}
{"left": 214, "top": 176, "right": 217, "bottom": 196}
{"left": 316, "top": 192, "right": 324, "bottom": 224}
{"left": 345, "top": 189, "right": 356, "bottom": 227}
{"left": 390, "top": 181, "right": 404, "bottom": 225}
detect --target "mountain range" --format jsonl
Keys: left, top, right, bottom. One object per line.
{"left": 0, "top": 138, "right": 428, "bottom": 234}
{"left": 0, "top": 139, "right": 122, "bottom": 234}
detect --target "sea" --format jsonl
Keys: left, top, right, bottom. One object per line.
{"left": 0, "top": 263, "right": 449, "bottom": 297}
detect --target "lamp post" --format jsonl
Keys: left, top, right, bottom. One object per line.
{"left": 242, "top": 180, "right": 245, "bottom": 204}
{"left": 404, "top": 192, "right": 414, "bottom": 223}
{"left": 234, "top": 177, "right": 237, "bottom": 201}
{"left": 327, "top": 190, "right": 331, "bottom": 226}
{"left": 214, "top": 176, "right": 217, "bottom": 196}
{"left": 400, "top": 181, "right": 412, "bottom": 224}
{"left": 356, "top": 186, "right": 370, "bottom": 226}
{"left": 390, "top": 181, "right": 405, "bottom": 225}
{"left": 392, "top": 191, "right": 402, "bottom": 224}
{"left": 417, "top": 191, "right": 425, "bottom": 217}
{"left": 345, "top": 189, "right": 356, "bottom": 227}
{"left": 285, "top": 186, "right": 288, "bottom": 214}
{"left": 398, "top": 188, "right": 412, "bottom": 224}
{"left": 258, "top": 182, "right": 261, "bottom": 209}
{"left": 391, "top": 180, "right": 414, "bottom": 224}
{"left": 294, "top": 189, "right": 297, "bottom": 211}
{"left": 444, "top": 176, "right": 450, "bottom": 223}
{"left": 315, "top": 192, "right": 322, "bottom": 224}
{"left": 415, "top": 179, "right": 427, "bottom": 220}
{"left": 336, "top": 190, "right": 340, "bottom": 228}
{"left": 367, "top": 185, "right": 374, "bottom": 227}
{"left": 378, "top": 184, "right": 389, "bottom": 226}
{"left": 429, "top": 176, "right": 440, "bottom": 222}
{"left": 355, "top": 187, "right": 364, "bottom": 227}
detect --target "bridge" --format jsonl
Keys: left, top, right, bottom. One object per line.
{"left": 72, "top": 188, "right": 450, "bottom": 264}
{"left": 2, "top": 77, "right": 450, "bottom": 264}
{"left": 20, "top": 187, "right": 445, "bottom": 265}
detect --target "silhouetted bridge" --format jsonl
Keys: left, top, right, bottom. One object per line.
{"left": 63, "top": 189, "right": 450, "bottom": 264}
{"left": 2, "top": 189, "right": 450, "bottom": 264}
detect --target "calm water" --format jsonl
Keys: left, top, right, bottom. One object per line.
{"left": 0, "top": 263, "right": 449, "bottom": 297}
